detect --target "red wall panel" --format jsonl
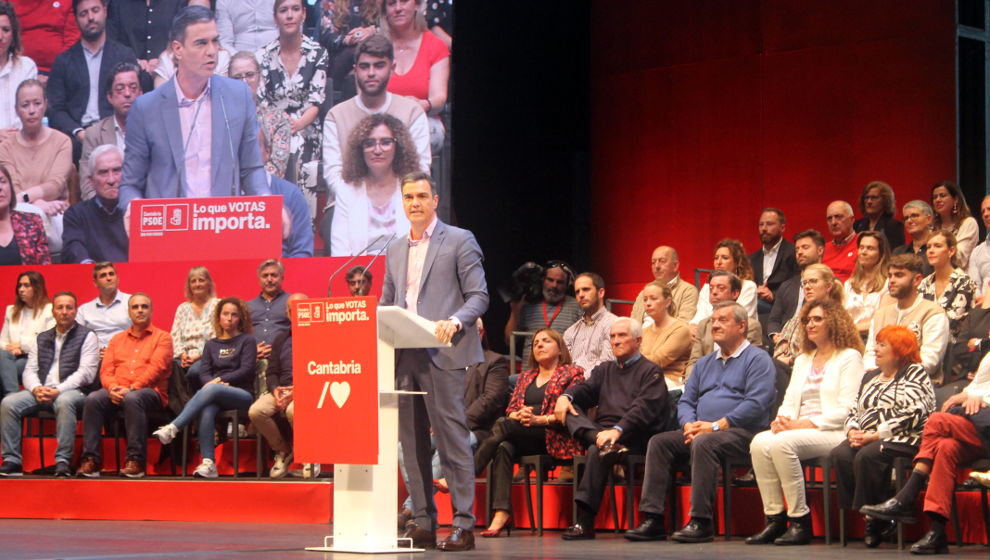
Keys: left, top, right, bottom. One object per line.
{"left": 591, "top": 1, "right": 957, "bottom": 303}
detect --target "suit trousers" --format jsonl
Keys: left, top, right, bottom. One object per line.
{"left": 638, "top": 427, "right": 753, "bottom": 520}
{"left": 829, "top": 439, "right": 917, "bottom": 510}
{"left": 396, "top": 348, "right": 476, "bottom": 530}
{"left": 750, "top": 427, "right": 845, "bottom": 517}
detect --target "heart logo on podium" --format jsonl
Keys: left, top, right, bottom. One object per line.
{"left": 330, "top": 381, "right": 351, "bottom": 408}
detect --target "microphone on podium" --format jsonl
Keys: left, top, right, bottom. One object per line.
{"left": 326, "top": 234, "right": 387, "bottom": 296}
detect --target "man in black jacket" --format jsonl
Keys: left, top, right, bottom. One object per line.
{"left": 750, "top": 208, "right": 799, "bottom": 339}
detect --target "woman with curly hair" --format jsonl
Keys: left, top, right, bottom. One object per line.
{"left": 853, "top": 181, "right": 905, "bottom": 249}
{"left": 845, "top": 231, "right": 893, "bottom": 336}
{"left": 331, "top": 112, "right": 419, "bottom": 255}
{"left": 748, "top": 299, "right": 865, "bottom": 546}
{"left": 691, "top": 238, "right": 757, "bottom": 326}
{"left": 931, "top": 180, "right": 978, "bottom": 268}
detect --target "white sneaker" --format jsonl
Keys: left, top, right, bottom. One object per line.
{"left": 303, "top": 463, "right": 321, "bottom": 479}
{"left": 193, "top": 458, "right": 218, "bottom": 478}
{"left": 270, "top": 450, "right": 293, "bottom": 479}
{"left": 153, "top": 424, "right": 179, "bottom": 445}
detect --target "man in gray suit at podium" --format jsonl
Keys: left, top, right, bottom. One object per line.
{"left": 381, "top": 171, "right": 488, "bottom": 552}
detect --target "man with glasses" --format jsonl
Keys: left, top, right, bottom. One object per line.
{"left": 893, "top": 200, "right": 936, "bottom": 277}
{"left": 79, "top": 61, "right": 142, "bottom": 199}
{"left": 630, "top": 246, "right": 699, "bottom": 324}
{"left": 822, "top": 200, "right": 859, "bottom": 282}
{"left": 686, "top": 271, "right": 764, "bottom": 378}
{"left": 863, "top": 253, "right": 948, "bottom": 377}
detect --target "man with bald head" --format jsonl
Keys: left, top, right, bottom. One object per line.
{"left": 631, "top": 246, "right": 699, "bottom": 324}
{"left": 823, "top": 201, "right": 859, "bottom": 282}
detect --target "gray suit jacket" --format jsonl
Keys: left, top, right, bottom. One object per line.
{"left": 381, "top": 220, "right": 489, "bottom": 370}
{"left": 120, "top": 75, "right": 267, "bottom": 207}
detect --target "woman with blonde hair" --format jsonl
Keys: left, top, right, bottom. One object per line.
{"left": 640, "top": 280, "right": 692, "bottom": 388}
{"left": 748, "top": 299, "right": 864, "bottom": 545}
{"left": 170, "top": 266, "right": 219, "bottom": 390}
{"left": 773, "top": 263, "right": 844, "bottom": 366}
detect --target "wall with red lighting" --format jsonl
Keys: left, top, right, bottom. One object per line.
{"left": 590, "top": 1, "right": 957, "bottom": 300}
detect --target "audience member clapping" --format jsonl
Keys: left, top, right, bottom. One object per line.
{"left": 0, "top": 270, "right": 53, "bottom": 397}
{"left": 229, "top": 51, "right": 291, "bottom": 178}
{"left": 919, "top": 229, "right": 977, "bottom": 344}
{"left": 0, "top": 163, "right": 50, "bottom": 265}
{"left": 332, "top": 113, "right": 418, "bottom": 255}
{"left": 931, "top": 180, "right": 978, "bottom": 268}
{"left": 640, "top": 281, "right": 692, "bottom": 388}
{"left": 691, "top": 238, "right": 757, "bottom": 327}
{"left": 61, "top": 144, "right": 128, "bottom": 264}
{"left": 844, "top": 231, "right": 892, "bottom": 336}
{"left": 829, "top": 325, "right": 934, "bottom": 548}
{"left": 0, "top": 2, "right": 36, "bottom": 143}
{"left": 171, "top": 266, "right": 219, "bottom": 391}
{"left": 154, "top": 297, "right": 258, "bottom": 478}
{"left": 853, "top": 181, "right": 905, "bottom": 249}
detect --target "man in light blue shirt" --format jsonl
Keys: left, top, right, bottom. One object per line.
{"left": 76, "top": 262, "right": 131, "bottom": 351}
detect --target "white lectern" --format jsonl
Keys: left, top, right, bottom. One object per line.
{"left": 307, "top": 306, "right": 447, "bottom": 554}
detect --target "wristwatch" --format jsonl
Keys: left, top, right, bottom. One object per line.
{"left": 21, "top": 193, "right": 29, "bottom": 203}
{"left": 711, "top": 421, "right": 721, "bottom": 432}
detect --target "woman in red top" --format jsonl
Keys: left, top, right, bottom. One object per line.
{"left": 380, "top": 0, "right": 449, "bottom": 150}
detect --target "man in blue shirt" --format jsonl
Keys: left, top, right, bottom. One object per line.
{"left": 625, "top": 301, "right": 776, "bottom": 543}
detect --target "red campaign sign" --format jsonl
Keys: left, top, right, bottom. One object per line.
{"left": 292, "top": 296, "right": 379, "bottom": 465}
{"left": 128, "top": 196, "right": 282, "bottom": 262}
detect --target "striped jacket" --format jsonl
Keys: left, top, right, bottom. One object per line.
{"left": 844, "top": 363, "right": 935, "bottom": 447}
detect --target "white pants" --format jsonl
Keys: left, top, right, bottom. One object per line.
{"left": 750, "top": 428, "right": 845, "bottom": 517}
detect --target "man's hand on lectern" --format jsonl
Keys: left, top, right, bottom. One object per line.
{"left": 434, "top": 319, "right": 458, "bottom": 344}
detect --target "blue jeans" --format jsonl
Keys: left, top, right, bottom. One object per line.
{"left": 0, "top": 351, "right": 27, "bottom": 397}
{"left": 172, "top": 383, "right": 253, "bottom": 461}
{"left": 1, "top": 388, "right": 84, "bottom": 465}
{"left": 399, "top": 431, "right": 478, "bottom": 511}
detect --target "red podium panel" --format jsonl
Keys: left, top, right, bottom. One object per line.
{"left": 129, "top": 196, "right": 282, "bottom": 262}
{"left": 292, "top": 296, "right": 379, "bottom": 465}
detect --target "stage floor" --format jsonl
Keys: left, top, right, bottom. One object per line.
{"left": 1, "top": 520, "right": 988, "bottom": 560}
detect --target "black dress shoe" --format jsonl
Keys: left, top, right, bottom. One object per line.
{"left": 745, "top": 513, "right": 787, "bottom": 544}
{"left": 624, "top": 515, "right": 666, "bottom": 541}
{"left": 910, "top": 529, "right": 948, "bottom": 555}
{"left": 774, "top": 514, "right": 812, "bottom": 545}
{"left": 562, "top": 523, "right": 596, "bottom": 540}
{"left": 671, "top": 518, "right": 714, "bottom": 543}
{"left": 860, "top": 498, "right": 918, "bottom": 524}
{"left": 438, "top": 527, "right": 475, "bottom": 552}
{"left": 864, "top": 518, "right": 895, "bottom": 548}
{"left": 401, "top": 523, "right": 436, "bottom": 550}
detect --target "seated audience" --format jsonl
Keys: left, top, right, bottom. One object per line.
{"left": 625, "top": 302, "right": 775, "bottom": 543}
{"left": 61, "top": 145, "right": 128, "bottom": 263}
{"left": 318, "top": 0, "right": 379, "bottom": 100}
{"left": 630, "top": 245, "right": 699, "bottom": 324}
{"left": 79, "top": 62, "right": 141, "bottom": 199}
{"left": 860, "top": 352, "right": 990, "bottom": 554}
{"left": 563, "top": 272, "right": 616, "bottom": 377}
{"left": 249, "top": 292, "right": 304, "bottom": 478}
{"left": 76, "top": 262, "right": 131, "bottom": 350}
{"left": 12, "top": 0, "right": 79, "bottom": 77}
{"left": 968, "top": 195, "right": 990, "bottom": 298}
{"left": 948, "top": 296, "right": 990, "bottom": 382}
{"left": 0, "top": 271, "right": 53, "bottom": 397}
{"left": 229, "top": 51, "right": 290, "bottom": 178}
{"left": 78, "top": 293, "right": 172, "bottom": 478}
{"left": 332, "top": 113, "right": 418, "bottom": 255}
{"left": 864, "top": 254, "right": 950, "bottom": 378}
{"left": 257, "top": 0, "right": 328, "bottom": 201}
{"left": 0, "top": 79, "right": 71, "bottom": 217}
{"left": 474, "top": 328, "right": 583, "bottom": 538}
{"left": 931, "top": 180, "right": 978, "bottom": 269}
{"left": 767, "top": 229, "right": 825, "bottom": 340}
{"left": 107, "top": 0, "right": 180, "bottom": 77}
{"left": 217, "top": 0, "right": 278, "bottom": 53}
{"left": 823, "top": 200, "right": 859, "bottom": 282}
{"left": 171, "top": 266, "right": 219, "bottom": 390}
{"left": 691, "top": 239, "right": 757, "bottom": 326}
{"left": 0, "top": 163, "right": 51, "bottom": 265}
{"left": 381, "top": 0, "right": 450, "bottom": 151}
{"left": 853, "top": 181, "right": 905, "bottom": 249}
{"left": 687, "top": 272, "right": 764, "bottom": 379}
{"left": 248, "top": 259, "right": 292, "bottom": 359}
{"left": 640, "top": 281, "right": 692, "bottom": 388}
{"left": 773, "top": 263, "right": 843, "bottom": 367}
{"left": 154, "top": 297, "right": 258, "bottom": 478}
{"left": 555, "top": 318, "right": 668, "bottom": 540}
{"left": 266, "top": 169, "right": 314, "bottom": 258}
{"left": 0, "top": 292, "right": 99, "bottom": 477}
{"left": 750, "top": 208, "right": 799, "bottom": 328}
{"left": 346, "top": 265, "right": 372, "bottom": 296}
{"left": 829, "top": 325, "right": 935, "bottom": 548}
{"left": 46, "top": 0, "right": 139, "bottom": 162}
{"left": 893, "top": 200, "right": 935, "bottom": 277}
{"left": 0, "top": 2, "right": 37, "bottom": 143}
{"left": 505, "top": 261, "right": 581, "bottom": 368}
{"left": 747, "top": 299, "right": 864, "bottom": 546}
{"left": 844, "top": 231, "right": 892, "bottom": 336}
{"left": 153, "top": 0, "right": 229, "bottom": 88}
{"left": 919, "top": 229, "right": 977, "bottom": 344}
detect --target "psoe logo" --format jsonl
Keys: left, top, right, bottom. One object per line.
{"left": 165, "top": 203, "right": 190, "bottom": 231}
{"left": 140, "top": 205, "right": 166, "bottom": 234}
{"left": 296, "top": 302, "right": 314, "bottom": 326}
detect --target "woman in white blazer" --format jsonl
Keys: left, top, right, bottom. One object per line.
{"left": 330, "top": 113, "right": 418, "bottom": 256}
{"left": 0, "top": 270, "right": 53, "bottom": 397}
{"left": 747, "top": 298, "right": 865, "bottom": 546}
